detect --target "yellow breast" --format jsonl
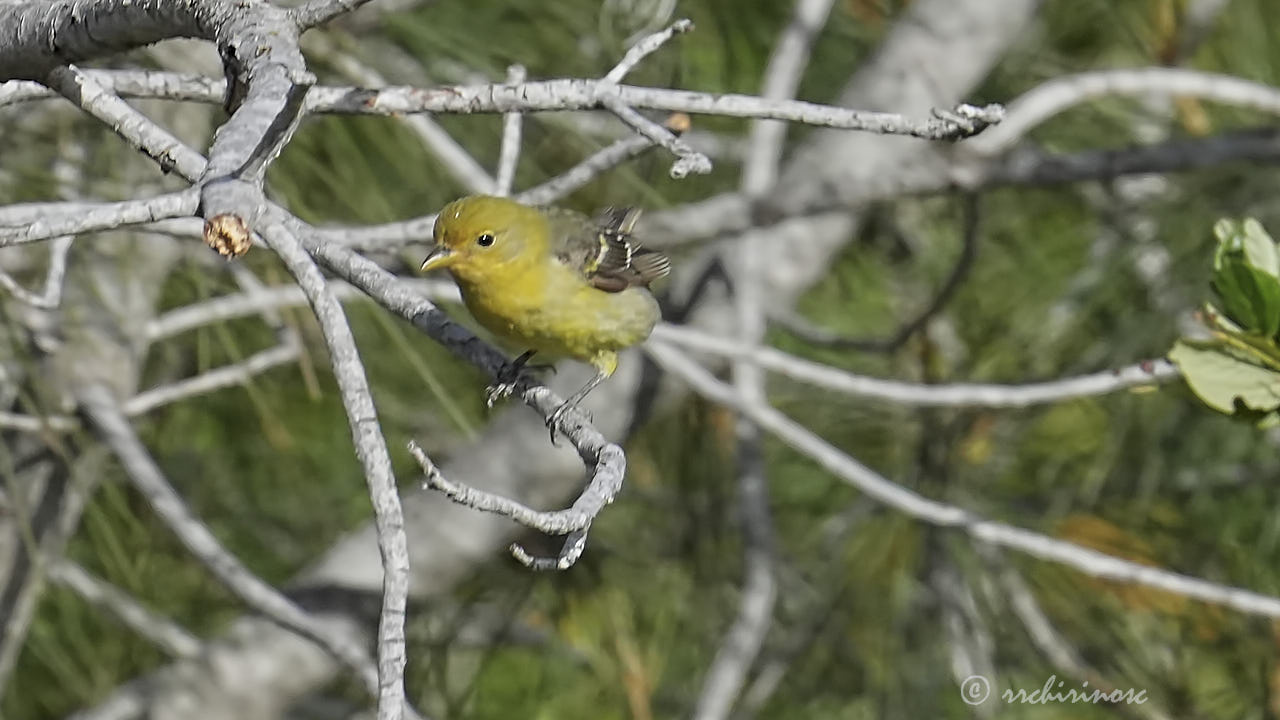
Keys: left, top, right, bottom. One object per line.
{"left": 451, "top": 260, "right": 660, "bottom": 364}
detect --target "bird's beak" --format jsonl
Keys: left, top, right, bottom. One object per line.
{"left": 420, "top": 245, "right": 455, "bottom": 272}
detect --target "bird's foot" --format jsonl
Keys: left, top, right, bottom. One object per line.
{"left": 485, "top": 354, "right": 553, "bottom": 408}
{"left": 545, "top": 401, "right": 592, "bottom": 445}
{"left": 485, "top": 381, "right": 517, "bottom": 408}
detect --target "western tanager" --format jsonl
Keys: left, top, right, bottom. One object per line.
{"left": 421, "top": 195, "right": 670, "bottom": 436}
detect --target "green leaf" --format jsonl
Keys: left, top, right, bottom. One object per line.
{"left": 1241, "top": 218, "right": 1280, "bottom": 278}
{"left": 1213, "top": 218, "right": 1242, "bottom": 270}
{"left": 1211, "top": 257, "right": 1280, "bottom": 337}
{"left": 1213, "top": 218, "right": 1241, "bottom": 249}
{"left": 1169, "top": 340, "right": 1280, "bottom": 421}
{"left": 1209, "top": 218, "right": 1280, "bottom": 336}
{"left": 1211, "top": 260, "right": 1259, "bottom": 331}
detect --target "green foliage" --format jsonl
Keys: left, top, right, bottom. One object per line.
{"left": 1171, "top": 218, "right": 1280, "bottom": 426}
{"left": 1211, "top": 219, "right": 1280, "bottom": 335}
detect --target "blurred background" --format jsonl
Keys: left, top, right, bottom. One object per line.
{"left": 5, "top": 0, "right": 1280, "bottom": 718}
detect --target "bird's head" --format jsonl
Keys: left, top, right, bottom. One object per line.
{"left": 421, "top": 196, "right": 547, "bottom": 278}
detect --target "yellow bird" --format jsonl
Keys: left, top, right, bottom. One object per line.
{"left": 420, "top": 195, "right": 670, "bottom": 436}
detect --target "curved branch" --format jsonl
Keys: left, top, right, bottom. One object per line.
{"left": 1, "top": 70, "right": 1004, "bottom": 140}
{"left": 651, "top": 324, "right": 1178, "bottom": 407}
{"left": 968, "top": 67, "right": 1280, "bottom": 158}
{"left": 296, "top": 221, "right": 629, "bottom": 569}
{"left": 44, "top": 50, "right": 414, "bottom": 720}
{"left": 76, "top": 384, "right": 385, "bottom": 695}
{"left": 0, "top": 191, "right": 200, "bottom": 247}
{"left": 646, "top": 342, "right": 1280, "bottom": 619}
{"left": 258, "top": 223, "right": 410, "bottom": 720}
{"left": 49, "top": 561, "right": 203, "bottom": 660}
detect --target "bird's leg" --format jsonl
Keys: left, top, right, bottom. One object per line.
{"left": 545, "top": 370, "right": 607, "bottom": 443}
{"left": 486, "top": 349, "right": 537, "bottom": 408}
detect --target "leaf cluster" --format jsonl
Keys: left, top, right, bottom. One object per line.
{"left": 1171, "top": 218, "right": 1280, "bottom": 425}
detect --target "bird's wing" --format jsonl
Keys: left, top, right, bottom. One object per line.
{"left": 547, "top": 206, "right": 671, "bottom": 293}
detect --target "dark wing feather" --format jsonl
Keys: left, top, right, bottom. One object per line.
{"left": 548, "top": 206, "right": 671, "bottom": 293}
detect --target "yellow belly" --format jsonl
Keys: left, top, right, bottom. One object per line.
{"left": 453, "top": 264, "right": 660, "bottom": 372}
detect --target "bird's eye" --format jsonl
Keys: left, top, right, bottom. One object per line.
{"left": 476, "top": 233, "right": 496, "bottom": 247}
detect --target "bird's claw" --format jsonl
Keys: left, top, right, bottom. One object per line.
{"left": 485, "top": 354, "right": 543, "bottom": 408}
{"left": 485, "top": 381, "right": 517, "bottom": 408}
{"left": 544, "top": 402, "right": 592, "bottom": 445}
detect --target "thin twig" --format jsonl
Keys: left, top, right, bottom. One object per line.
{"left": 0, "top": 411, "right": 76, "bottom": 433}
{"left": 967, "top": 67, "right": 1280, "bottom": 158}
{"left": 146, "top": 279, "right": 457, "bottom": 341}
{"left": 122, "top": 343, "right": 299, "bottom": 415}
{"left": 306, "top": 123, "right": 1280, "bottom": 255}
{"left": 333, "top": 81, "right": 1005, "bottom": 140}
{"left": 645, "top": 342, "right": 1280, "bottom": 619}
{"left": 0, "top": 235, "right": 74, "bottom": 309}
{"left": 9, "top": 69, "right": 1005, "bottom": 141}
{"left": 222, "top": 262, "right": 304, "bottom": 357}
{"left": 599, "top": 94, "right": 711, "bottom": 177}
{"left": 0, "top": 344, "right": 309, "bottom": 433}
{"left": 975, "top": 127, "right": 1280, "bottom": 189}
{"left": 49, "top": 560, "right": 203, "bottom": 660}
{"left": 603, "top": 18, "right": 693, "bottom": 84}
{"left": 508, "top": 530, "right": 590, "bottom": 571}
{"left": 407, "top": 441, "right": 603, "bottom": 570}
{"left": 653, "top": 324, "right": 1176, "bottom": 407}
{"left": 516, "top": 135, "right": 655, "bottom": 206}
{"left": 651, "top": 324, "right": 1177, "bottom": 407}
{"left": 1, "top": 325, "right": 1179, "bottom": 438}
{"left": 741, "top": 0, "right": 835, "bottom": 196}
{"left": 408, "top": 440, "right": 595, "bottom": 535}
{"left": 44, "top": 66, "right": 207, "bottom": 179}
{"left": 318, "top": 214, "right": 436, "bottom": 252}
{"left": 76, "top": 384, "right": 385, "bottom": 696}
{"left": 494, "top": 64, "right": 527, "bottom": 196}
{"left": 0, "top": 190, "right": 199, "bottom": 247}
{"left": 306, "top": 31, "right": 494, "bottom": 195}
{"left": 0, "top": 70, "right": 222, "bottom": 107}
{"left": 41, "top": 235, "right": 73, "bottom": 309}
